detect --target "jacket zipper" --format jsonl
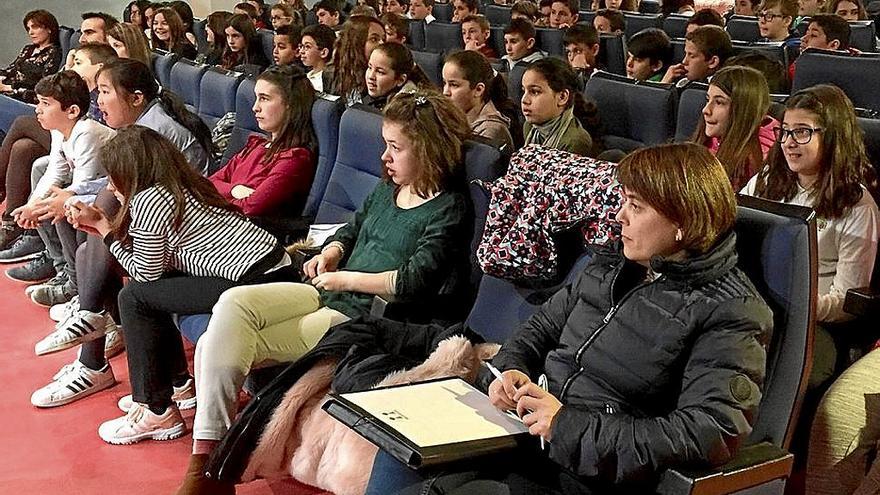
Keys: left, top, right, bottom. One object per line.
{"left": 559, "top": 270, "right": 664, "bottom": 401}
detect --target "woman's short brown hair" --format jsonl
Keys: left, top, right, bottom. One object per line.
{"left": 23, "top": 10, "right": 60, "bottom": 46}
{"left": 617, "top": 143, "right": 736, "bottom": 254}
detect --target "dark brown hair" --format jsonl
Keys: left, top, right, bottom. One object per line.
{"left": 151, "top": 7, "right": 191, "bottom": 54}
{"left": 256, "top": 65, "right": 318, "bottom": 161}
{"left": 23, "top": 10, "right": 60, "bottom": 46}
{"left": 35, "top": 71, "right": 91, "bottom": 119}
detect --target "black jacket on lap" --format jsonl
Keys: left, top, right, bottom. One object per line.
{"left": 484, "top": 231, "right": 773, "bottom": 487}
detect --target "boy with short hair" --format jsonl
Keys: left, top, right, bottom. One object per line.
{"left": 462, "top": 14, "right": 497, "bottom": 59}
{"left": 795, "top": 0, "right": 825, "bottom": 28}
{"left": 549, "top": 0, "right": 579, "bottom": 28}
{"left": 314, "top": 0, "right": 341, "bottom": 28}
{"left": 686, "top": 8, "right": 724, "bottom": 35}
{"left": 273, "top": 24, "right": 302, "bottom": 66}
{"left": 563, "top": 23, "right": 601, "bottom": 85}
{"left": 790, "top": 13, "right": 851, "bottom": 79}
{"left": 626, "top": 28, "right": 673, "bottom": 81}
{"left": 452, "top": 0, "right": 478, "bottom": 22}
{"left": 511, "top": 0, "right": 540, "bottom": 22}
{"left": 502, "top": 18, "right": 546, "bottom": 71}
{"left": 758, "top": 0, "right": 801, "bottom": 53}
{"left": 537, "top": 0, "right": 553, "bottom": 26}
{"left": 381, "top": 12, "right": 409, "bottom": 43}
{"left": 594, "top": 8, "right": 625, "bottom": 33}
{"left": 13, "top": 71, "right": 115, "bottom": 307}
{"left": 299, "top": 23, "right": 336, "bottom": 91}
{"left": 384, "top": 0, "right": 410, "bottom": 16}
{"left": 661, "top": 25, "right": 733, "bottom": 84}
{"left": 409, "top": 0, "right": 436, "bottom": 23}
{"left": 69, "top": 43, "right": 117, "bottom": 125}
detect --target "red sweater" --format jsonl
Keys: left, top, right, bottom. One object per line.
{"left": 209, "top": 135, "right": 315, "bottom": 217}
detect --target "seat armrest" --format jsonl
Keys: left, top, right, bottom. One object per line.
{"left": 844, "top": 286, "right": 879, "bottom": 318}
{"left": 657, "top": 442, "right": 793, "bottom": 495}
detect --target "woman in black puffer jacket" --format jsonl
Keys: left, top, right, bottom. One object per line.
{"left": 366, "top": 142, "right": 775, "bottom": 494}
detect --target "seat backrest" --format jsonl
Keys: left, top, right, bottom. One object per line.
{"left": 734, "top": 195, "right": 816, "bottom": 449}
{"left": 303, "top": 97, "right": 346, "bottom": 218}
{"left": 726, "top": 15, "right": 762, "bottom": 42}
{"left": 152, "top": 51, "right": 180, "bottom": 89}
{"left": 674, "top": 83, "right": 709, "bottom": 141}
{"left": 536, "top": 27, "right": 565, "bottom": 56}
{"left": 639, "top": 0, "right": 661, "bottom": 13}
{"left": 850, "top": 20, "right": 878, "bottom": 52}
{"left": 412, "top": 49, "right": 444, "bottom": 87}
{"left": 597, "top": 33, "right": 628, "bottom": 75}
{"left": 490, "top": 26, "right": 506, "bottom": 59}
{"left": 463, "top": 140, "right": 509, "bottom": 286}
{"left": 506, "top": 64, "right": 527, "bottom": 119}
{"left": 584, "top": 71, "right": 678, "bottom": 151}
{"left": 221, "top": 77, "right": 265, "bottom": 165}
{"left": 791, "top": 50, "right": 880, "bottom": 112}
{"left": 408, "top": 19, "right": 426, "bottom": 51}
{"left": 433, "top": 3, "right": 454, "bottom": 22}
{"left": 662, "top": 14, "right": 690, "bottom": 39}
{"left": 69, "top": 30, "right": 82, "bottom": 52}
{"left": 257, "top": 29, "right": 275, "bottom": 64}
{"left": 671, "top": 37, "right": 685, "bottom": 64}
{"left": 425, "top": 21, "right": 464, "bottom": 53}
{"left": 169, "top": 59, "right": 208, "bottom": 113}
{"left": 858, "top": 115, "right": 880, "bottom": 176}
{"left": 623, "top": 13, "right": 663, "bottom": 40}
{"left": 314, "top": 106, "right": 386, "bottom": 224}
{"left": 485, "top": 5, "right": 512, "bottom": 25}
{"left": 193, "top": 18, "right": 209, "bottom": 55}
{"left": 198, "top": 68, "right": 243, "bottom": 128}
{"left": 59, "top": 26, "right": 75, "bottom": 61}
{"left": 579, "top": 10, "right": 597, "bottom": 25}
{"left": 732, "top": 41, "right": 788, "bottom": 67}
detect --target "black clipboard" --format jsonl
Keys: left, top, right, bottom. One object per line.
{"left": 322, "top": 377, "right": 530, "bottom": 469}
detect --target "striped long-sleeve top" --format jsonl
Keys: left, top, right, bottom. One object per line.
{"left": 105, "top": 185, "right": 278, "bottom": 282}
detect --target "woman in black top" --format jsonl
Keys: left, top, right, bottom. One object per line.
{"left": 220, "top": 13, "right": 269, "bottom": 72}
{"left": 0, "top": 10, "right": 62, "bottom": 103}
{"left": 150, "top": 7, "right": 198, "bottom": 60}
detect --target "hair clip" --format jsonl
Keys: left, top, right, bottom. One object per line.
{"left": 414, "top": 95, "right": 429, "bottom": 107}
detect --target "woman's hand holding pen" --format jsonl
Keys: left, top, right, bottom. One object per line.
{"left": 514, "top": 383, "right": 562, "bottom": 442}
{"left": 488, "top": 369, "right": 530, "bottom": 410}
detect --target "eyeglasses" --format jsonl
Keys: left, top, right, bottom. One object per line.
{"left": 758, "top": 12, "right": 785, "bottom": 21}
{"left": 772, "top": 126, "right": 823, "bottom": 144}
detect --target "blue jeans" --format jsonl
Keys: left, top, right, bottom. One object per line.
{"left": 365, "top": 451, "right": 425, "bottom": 495}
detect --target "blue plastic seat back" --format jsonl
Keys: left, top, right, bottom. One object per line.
{"left": 623, "top": 13, "right": 663, "bottom": 40}
{"left": 425, "top": 22, "right": 464, "bottom": 53}
{"left": 792, "top": 50, "right": 880, "bottom": 112}
{"left": 221, "top": 77, "right": 266, "bottom": 166}
{"left": 726, "top": 15, "right": 762, "bottom": 42}
{"left": 412, "top": 49, "right": 444, "bottom": 87}
{"left": 302, "top": 97, "right": 346, "bottom": 218}
{"left": 169, "top": 59, "right": 208, "bottom": 113}
{"left": 198, "top": 69, "right": 243, "bottom": 129}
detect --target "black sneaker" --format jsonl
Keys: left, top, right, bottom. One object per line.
{"left": 0, "top": 234, "right": 44, "bottom": 264}
{"left": 6, "top": 251, "right": 56, "bottom": 284}
{"left": 0, "top": 221, "right": 23, "bottom": 250}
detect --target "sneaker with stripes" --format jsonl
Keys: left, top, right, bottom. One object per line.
{"left": 31, "top": 360, "right": 116, "bottom": 408}
{"left": 49, "top": 296, "right": 80, "bottom": 323}
{"left": 34, "top": 309, "right": 116, "bottom": 356}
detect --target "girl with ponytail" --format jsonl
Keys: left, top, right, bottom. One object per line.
{"left": 364, "top": 42, "right": 432, "bottom": 111}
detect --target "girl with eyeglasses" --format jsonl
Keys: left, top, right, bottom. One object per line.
{"left": 742, "top": 84, "right": 879, "bottom": 388}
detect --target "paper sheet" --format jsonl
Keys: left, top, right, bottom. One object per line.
{"left": 306, "top": 223, "right": 346, "bottom": 247}
{"left": 341, "top": 379, "right": 529, "bottom": 448}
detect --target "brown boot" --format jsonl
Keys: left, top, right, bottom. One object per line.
{"left": 174, "top": 454, "right": 236, "bottom": 495}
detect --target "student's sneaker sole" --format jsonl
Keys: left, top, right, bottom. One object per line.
{"left": 32, "top": 374, "right": 117, "bottom": 408}
{"left": 0, "top": 251, "right": 41, "bottom": 264}
{"left": 99, "top": 422, "right": 186, "bottom": 445}
{"left": 35, "top": 317, "right": 112, "bottom": 357}
{"left": 5, "top": 269, "right": 51, "bottom": 285}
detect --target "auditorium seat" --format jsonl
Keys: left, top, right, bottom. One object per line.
{"left": 536, "top": 27, "right": 565, "bottom": 56}
{"left": 0, "top": 95, "right": 34, "bottom": 135}
{"left": 639, "top": 0, "right": 661, "bottom": 13}
{"left": 412, "top": 49, "right": 444, "bottom": 87}
{"left": 674, "top": 81, "right": 709, "bottom": 141}
{"left": 732, "top": 41, "right": 789, "bottom": 67}
{"left": 425, "top": 21, "right": 464, "bottom": 53}
{"left": 433, "top": 2, "right": 453, "bottom": 23}
{"left": 849, "top": 20, "right": 878, "bottom": 52}
{"left": 579, "top": 10, "right": 597, "bottom": 25}
{"left": 662, "top": 14, "right": 691, "bottom": 39}
{"left": 408, "top": 19, "right": 426, "bottom": 51}
{"left": 197, "top": 68, "right": 243, "bottom": 128}
{"left": 59, "top": 26, "right": 75, "bottom": 60}
{"left": 726, "top": 15, "right": 762, "bottom": 43}
{"left": 598, "top": 33, "right": 628, "bottom": 75}
{"left": 484, "top": 5, "right": 512, "bottom": 26}
{"left": 220, "top": 77, "right": 264, "bottom": 166}
{"left": 506, "top": 63, "right": 527, "bottom": 123}
{"left": 169, "top": 59, "right": 208, "bottom": 113}
{"left": 791, "top": 49, "right": 880, "bottom": 112}
{"left": 490, "top": 26, "right": 506, "bottom": 58}
{"left": 152, "top": 51, "right": 180, "bottom": 89}
{"left": 68, "top": 29, "right": 82, "bottom": 53}
{"left": 192, "top": 18, "right": 209, "bottom": 55}
{"left": 257, "top": 29, "right": 275, "bottom": 65}
{"left": 584, "top": 71, "right": 678, "bottom": 151}
{"left": 623, "top": 12, "right": 663, "bottom": 40}
{"left": 671, "top": 37, "right": 685, "bottom": 63}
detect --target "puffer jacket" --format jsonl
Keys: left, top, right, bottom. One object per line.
{"left": 486, "top": 231, "right": 773, "bottom": 486}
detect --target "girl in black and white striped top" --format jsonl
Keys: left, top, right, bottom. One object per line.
{"left": 65, "top": 126, "right": 295, "bottom": 444}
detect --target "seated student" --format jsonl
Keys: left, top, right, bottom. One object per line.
{"left": 270, "top": 2, "right": 300, "bottom": 30}
{"left": 107, "top": 22, "right": 153, "bottom": 71}
{"left": 30, "top": 59, "right": 215, "bottom": 408}
{"left": 728, "top": 0, "right": 760, "bottom": 17}
{"left": 300, "top": 24, "right": 336, "bottom": 92}
{"left": 742, "top": 84, "right": 879, "bottom": 388}
{"left": 381, "top": 12, "right": 409, "bottom": 44}
{"left": 150, "top": 7, "right": 198, "bottom": 60}
{"left": 70, "top": 44, "right": 117, "bottom": 126}
{"left": 169, "top": 1, "right": 199, "bottom": 47}
{"left": 625, "top": 28, "right": 673, "bottom": 81}
{"left": 273, "top": 24, "right": 302, "bottom": 65}
{"left": 365, "top": 142, "right": 773, "bottom": 495}
{"left": 0, "top": 10, "right": 62, "bottom": 104}
{"left": 221, "top": 14, "right": 271, "bottom": 72}
{"left": 315, "top": 0, "right": 343, "bottom": 28}
{"left": 511, "top": 0, "right": 541, "bottom": 23}
{"left": 594, "top": 9, "right": 625, "bottom": 34}
{"left": 537, "top": 0, "right": 554, "bottom": 26}
{"left": 691, "top": 65, "right": 776, "bottom": 191}
{"left": 12, "top": 72, "right": 115, "bottom": 309}
{"left": 352, "top": 5, "right": 379, "bottom": 17}
{"left": 662, "top": 0, "right": 697, "bottom": 16}
{"left": 210, "top": 66, "right": 316, "bottom": 217}
{"left": 522, "top": 57, "right": 599, "bottom": 157}
{"left": 199, "top": 11, "right": 233, "bottom": 66}
{"left": 125, "top": 1, "right": 150, "bottom": 31}
{"left": 790, "top": 14, "right": 851, "bottom": 80}
{"left": 235, "top": 1, "right": 267, "bottom": 29}
{"left": 758, "top": 0, "right": 801, "bottom": 53}
{"left": 248, "top": 0, "right": 274, "bottom": 28}
{"left": 330, "top": 16, "right": 386, "bottom": 103}
{"left": 452, "top": 0, "right": 478, "bottom": 22}
{"left": 444, "top": 50, "right": 517, "bottom": 150}
{"left": 409, "top": 0, "right": 436, "bottom": 22}
{"left": 686, "top": 8, "right": 725, "bottom": 36}
{"left": 796, "top": 0, "right": 825, "bottom": 26}
{"left": 144, "top": 3, "right": 158, "bottom": 38}
{"left": 661, "top": 25, "right": 734, "bottom": 85}
{"left": 502, "top": 18, "right": 546, "bottom": 71}
{"left": 364, "top": 42, "right": 432, "bottom": 110}
{"left": 830, "top": 0, "right": 869, "bottom": 20}
{"left": 174, "top": 91, "right": 473, "bottom": 494}
{"left": 385, "top": 0, "right": 411, "bottom": 16}
{"left": 598, "top": 0, "right": 637, "bottom": 10}
{"left": 549, "top": 0, "right": 579, "bottom": 29}
{"left": 563, "top": 24, "right": 601, "bottom": 86}
{"left": 726, "top": 51, "right": 789, "bottom": 94}
{"left": 462, "top": 14, "right": 498, "bottom": 59}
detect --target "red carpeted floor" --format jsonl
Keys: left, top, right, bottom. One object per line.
{"left": 0, "top": 263, "right": 326, "bottom": 495}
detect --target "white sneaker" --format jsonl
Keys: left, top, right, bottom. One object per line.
{"left": 98, "top": 403, "right": 186, "bottom": 445}
{"left": 118, "top": 378, "right": 196, "bottom": 413}
{"left": 31, "top": 360, "right": 116, "bottom": 408}
{"left": 104, "top": 327, "right": 125, "bottom": 359}
{"left": 35, "top": 309, "right": 116, "bottom": 356}
{"left": 49, "top": 296, "right": 80, "bottom": 323}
